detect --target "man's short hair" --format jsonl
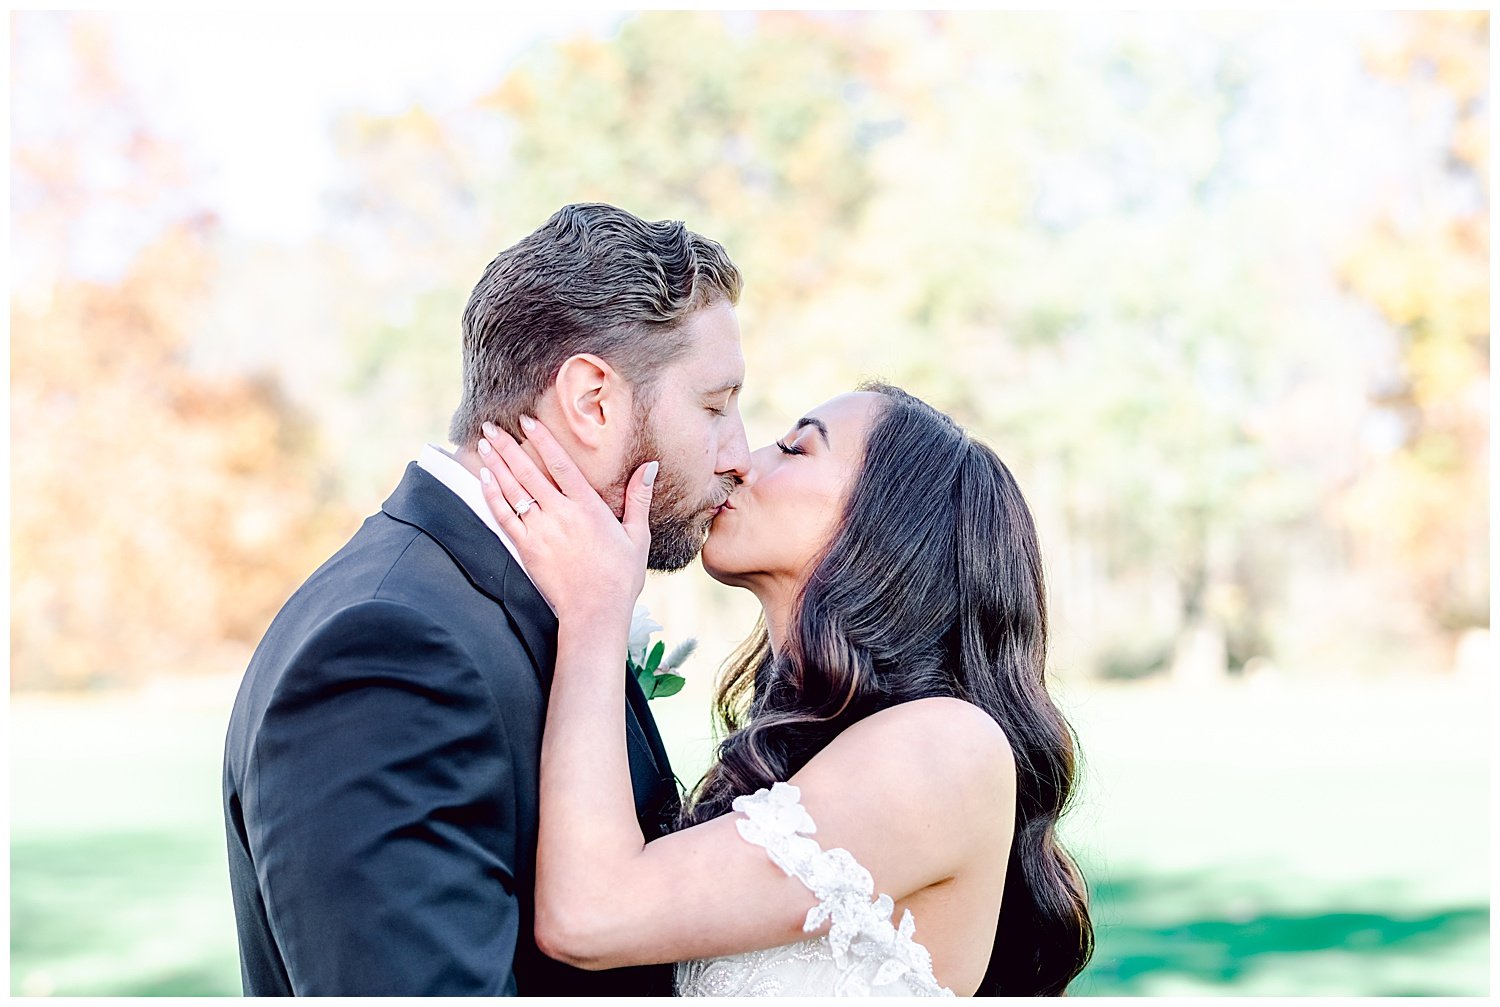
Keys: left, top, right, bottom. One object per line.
{"left": 448, "top": 203, "right": 743, "bottom": 445}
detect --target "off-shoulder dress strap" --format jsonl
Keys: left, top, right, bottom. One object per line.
{"left": 729, "top": 781, "right": 953, "bottom": 995}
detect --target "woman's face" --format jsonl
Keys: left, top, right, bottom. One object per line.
{"left": 701, "top": 391, "right": 886, "bottom": 591}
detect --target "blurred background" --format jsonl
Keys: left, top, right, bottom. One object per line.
{"left": 8, "top": 9, "right": 1490, "bottom": 996}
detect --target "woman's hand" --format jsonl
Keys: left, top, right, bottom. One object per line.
{"left": 476, "top": 415, "right": 657, "bottom": 631}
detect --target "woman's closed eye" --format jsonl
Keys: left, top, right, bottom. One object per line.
{"left": 776, "top": 439, "right": 805, "bottom": 456}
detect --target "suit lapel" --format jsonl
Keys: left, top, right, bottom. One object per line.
{"left": 625, "top": 669, "right": 684, "bottom": 836}
{"left": 383, "top": 463, "right": 558, "bottom": 676}
{"left": 625, "top": 670, "right": 677, "bottom": 787}
{"left": 381, "top": 462, "right": 675, "bottom": 803}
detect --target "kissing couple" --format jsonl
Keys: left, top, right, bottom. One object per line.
{"left": 223, "top": 203, "right": 1093, "bottom": 996}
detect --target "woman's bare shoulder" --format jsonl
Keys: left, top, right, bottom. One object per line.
{"left": 847, "top": 696, "right": 1015, "bottom": 773}
{"left": 796, "top": 696, "right": 1018, "bottom": 843}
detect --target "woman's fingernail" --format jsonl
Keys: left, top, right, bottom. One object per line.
{"left": 482, "top": 421, "right": 497, "bottom": 439}
{"left": 643, "top": 461, "right": 659, "bottom": 487}
{"left": 480, "top": 467, "right": 493, "bottom": 484}
{"left": 519, "top": 415, "right": 536, "bottom": 432}
{"left": 478, "top": 439, "right": 492, "bottom": 454}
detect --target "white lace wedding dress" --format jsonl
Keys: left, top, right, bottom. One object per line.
{"left": 673, "top": 782, "right": 955, "bottom": 997}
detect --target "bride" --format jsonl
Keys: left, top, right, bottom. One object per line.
{"left": 475, "top": 381, "right": 1093, "bottom": 996}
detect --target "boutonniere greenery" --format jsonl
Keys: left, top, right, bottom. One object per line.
{"left": 628, "top": 605, "right": 695, "bottom": 700}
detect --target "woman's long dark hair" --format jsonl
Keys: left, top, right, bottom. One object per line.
{"left": 678, "top": 382, "right": 1093, "bottom": 995}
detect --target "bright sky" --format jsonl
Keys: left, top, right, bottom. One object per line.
{"left": 105, "top": 10, "right": 626, "bottom": 241}
{"left": 94, "top": 10, "right": 1415, "bottom": 245}
{"left": 13, "top": 9, "right": 1434, "bottom": 288}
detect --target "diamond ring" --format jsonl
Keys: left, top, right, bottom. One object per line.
{"left": 514, "top": 496, "right": 537, "bottom": 517}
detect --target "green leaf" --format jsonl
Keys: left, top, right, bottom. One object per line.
{"left": 644, "top": 640, "right": 665, "bottom": 675}
{"left": 630, "top": 659, "right": 655, "bottom": 696}
{"left": 649, "top": 673, "right": 686, "bottom": 699}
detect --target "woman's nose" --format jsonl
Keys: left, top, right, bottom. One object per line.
{"left": 740, "top": 445, "right": 779, "bottom": 490}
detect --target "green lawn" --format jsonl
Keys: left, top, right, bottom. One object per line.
{"left": 10, "top": 675, "right": 1489, "bottom": 996}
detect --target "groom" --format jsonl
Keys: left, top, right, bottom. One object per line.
{"left": 222, "top": 204, "right": 750, "bottom": 995}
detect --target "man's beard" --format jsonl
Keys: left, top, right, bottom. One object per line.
{"left": 609, "top": 417, "right": 734, "bottom": 572}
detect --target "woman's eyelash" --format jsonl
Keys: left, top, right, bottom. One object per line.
{"left": 776, "top": 439, "right": 805, "bottom": 456}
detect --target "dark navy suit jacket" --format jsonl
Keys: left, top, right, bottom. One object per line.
{"left": 223, "top": 463, "right": 681, "bottom": 995}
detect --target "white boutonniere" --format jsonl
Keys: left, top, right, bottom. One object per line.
{"left": 627, "top": 603, "right": 695, "bottom": 700}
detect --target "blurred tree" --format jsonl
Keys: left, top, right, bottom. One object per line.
{"left": 10, "top": 15, "right": 349, "bottom": 689}
{"left": 1337, "top": 11, "right": 1489, "bottom": 639}
{"left": 481, "top": 13, "right": 882, "bottom": 316}
{"left": 321, "top": 10, "right": 1474, "bottom": 684}
{"left": 826, "top": 14, "right": 1315, "bottom": 682}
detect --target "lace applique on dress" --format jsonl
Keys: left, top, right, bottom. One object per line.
{"left": 674, "top": 782, "right": 954, "bottom": 997}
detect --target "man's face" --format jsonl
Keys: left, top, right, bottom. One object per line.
{"left": 604, "top": 301, "right": 751, "bottom": 571}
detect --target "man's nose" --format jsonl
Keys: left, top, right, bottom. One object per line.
{"left": 717, "top": 415, "right": 752, "bottom": 483}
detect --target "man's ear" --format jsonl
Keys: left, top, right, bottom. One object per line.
{"left": 552, "top": 352, "right": 627, "bottom": 448}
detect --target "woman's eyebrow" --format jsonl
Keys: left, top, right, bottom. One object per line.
{"left": 794, "top": 416, "right": 830, "bottom": 446}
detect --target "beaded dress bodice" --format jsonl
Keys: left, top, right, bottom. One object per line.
{"left": 673, "top": 783, "right": 954, "bottom": 997}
